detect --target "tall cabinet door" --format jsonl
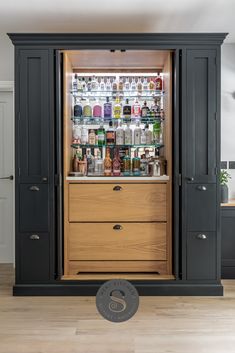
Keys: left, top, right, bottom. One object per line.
{"left": 15, "top": 49, "right": 53, "bottom": 283}
{"left": 182, "top": 49, "right": 219, "bottom": 280}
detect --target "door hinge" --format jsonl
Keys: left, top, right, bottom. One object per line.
{"left": 178, "top": 174, "right": 182, "bottom": 186}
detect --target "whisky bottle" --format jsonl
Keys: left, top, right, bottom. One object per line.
{"left": 97, "top": 124, "right": 105, "bottom": 146}
{"left": 123, "top": 98, "right": 131, "bottom": 120}
{"left": 116, "top": 122, "right": 124, "bottom": 145}
{"left": 113, "top": 97, "right": 122, "bottom": 119}
{"left": 148, "top": 77, "right": 155, "bottom": 91}
{"left": 112, "top": 148, "right": 121, "bottom": 176}
{"left": 88, "top": 129, "right": 96, "bottom": 145}
{"left": 132, "top": 150, "right": 140, "bottom": 176}
{"left": 134, "top": 121, "right": 141, "bottom": 145}
{"left": 141, "top": 100, "right": 150, "bottom": 118}
{"left": 72, "top": 151, "right": 79, "bottom": 172}
{"left": 106, "top": 121, "right": 115, "bottom": 145}
{"left": 104, "top": 97, "right": 112, "bottom": 121}
{"left": 155, "top": 73, "right": 163, "bottom": 91}
{"left": 104, "top": 147, "right": 112, "bottom": 176}
{"left": 124, "top": 123, "right": 132, "bottom": 145}
{"left": 93, "top": 99, "right": 102, "bottom": 118}
{"left": 123, "top": 149, "right": 131, "bottom": 176}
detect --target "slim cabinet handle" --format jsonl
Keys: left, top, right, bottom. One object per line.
{"left": 197, "top": 185, "right": 207, "bottom": 191}
{"left": 196, "top": 233, "right": 207, "bottom": 240}
{"left": 113, "top": 185, "right": 122, "bottom": 191}
{"left": 113, "top": 224, "right": 123, "bottom": 231}
{"left": 187, "top": 177, "right": 194, "bottom": 181}
{"left": 29, "top": 186, "right": 40, "bottom": 191}
{"left": 29, "top": 234, "right": 40, "bottom": 240}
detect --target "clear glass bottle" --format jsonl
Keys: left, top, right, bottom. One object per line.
{"left": 81, "top": 126, "right": 88, "bottom": 145}
{"left": 113, "top": 97, "right": 122, "bottom": 119}
{"left": 142, "top": 77, "right": 148, "bottom": 92}
{"left": 72, "top": 119, "right": 81, "bottom": 144}
{"left": 137, "top": 77, "right": 142, "bottom": 94}
{"left": 103, "top": 96, "right": 112, "bottom": 121}
{"left": 91, "top": 75, "right": 98, "bottom": 91}
{"left": 94, "top": 150, "right": 104, "bottom": 175}
{"left": 86, "top": 148, "right": 95, "bottom": 175}
{"left": 123, "top": 149, "right": 131, "bottom": 176}
{"left": 116, "top": 122, "right": 124, "bottom": 145}
{"left": 87, "top": 77, "right": 92, "bottom": 92}
{"left": 93, "top": 99, "right": 102, "bottom": 118}
{"left": 118, "top": 77, "right": 124, "bottom": 92}
{"left": 151, "top": 98, "right": 161, "bottom": 118}
{"left": 124, "top": 77, "right": 130, "bottom": 91}
{"left": 72, "top": 73, "right": 78, "bottom": 91}
{"left": 106, "top": 121, "right": 115, "bottom": 145}
{"left": 141, "top": 100, "right": 150, "bottom": 118}
{"left": 140, "top": 128, "right": 147, "bottom": 145}
{"left": 97, "top": 124, "right": 105, "bottom": 146}
{"left": 123, "top": 98, "right": 131, "bottom": 120}
{"left": 74, "top": 97, "right": 83, "bottom": 118}
{"left": 153, "top": 119, "right": 162, "bottom": 144}
{"left": 83, "top": 99, "right": 92, "bottom": 117}
{"left": 130, "top": 77, "right": 137, "bottom": 92}
{"left": 132, "top": 149, "right": 140, "bottom": 176}
{"left": 104, "top": 147, "right": 112, "bottom": 176}
{"left": 134, "top": 121, "right": 141, "bottom": 145}
{"left": 81, "top": 77, "right": 87, "bottom": 92}
{"left": 112, "top": 77, "right": 118, "bottom": 93}
{"left": 145, "top": 124, "right": 152, "bottom": 144}
{"left": 112, "top": 147, "right": 121, "bottom": 176}
{"left": 132, "top": 98, "right": 141, "bottom": 118}
{"left": 77, "top": 77, "right": 83, "bottom": 92}
{"left": 140, "top": 154, "right": 148, "bottom": 176}
{"left": 105, "top": 77, "right": 112, "bottom": 93}
{"left": 124, "top": 123, "right": 132, "bottom": 145}
{"left": 88, "top": 129, "right": 96, "bottom": 145}
{"left": 99, "top": 77, "right": 105, "bottom": 92}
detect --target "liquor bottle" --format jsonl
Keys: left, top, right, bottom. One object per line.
{"left": 86, "top": 148, "right": 95, "bottom": 175}
{"left": 99, "top": 77, "right": 105, "bottom": 92}
{"left": 137, "top": 77, "right": 142, "bottom": 94}
{"left": 151, "top": 98, "right": 160, "bottom": 117}
{"left": 77, "top": 77, "right": 83, "bottom": 92}
{"left": 112, "top": 77, "right": 118, "bottom": 93}
{"left": 155, "top": 73, "right": 163, "bottom": 91}
{"left": 106, "top": 121, "right": 115, "bottom": 145}
{"left": 130, "top": 77, "right": 137, "bottom": 92}
{"left": 148, "top": 77, "right": 155, "bottom": 91}
{"left": 94, "top": 150, "right": 104, "bottom": 175}
{"left": 112, "top": 148, "right": 121, "bottom": 176}
{"left": 124, "top": 77, "right": 130, "bottom": 91}
{"left": 132, "top": 150, "right": 140, "bottom": 176}
{"left": 105, "top": 77, "right": 112, "bottom": 92}
{"left": 140, "top": 128, "right": 147, "bottom": 145}
{"left": 141, "top": 100, "right": 149, "bottom": 118}
{"left": 81, "top": 126, "right": 88, "bottom": 144}
{"left": 142, "top": 77, "right": 148, "bottom": 92}
{"left": 123, "top": 98, "right": 131, "bottom": 120}
{"left": 97, "top": 124, "right": 105, "bottom": 146}
{"left": 153, "top": 119, "right": 161, "bottom": 144}
{"left": 132, "top": 98, "right": 141, "bottom": 118}
{"left": 123, "top": 149, "right": 131, "bottom": 176}
{"left": 116, "top": 122, "right": 124, "bottom": 145}
{"left": 134, "top": 121, "right": 141, "bottom": 145}
{"left": 81, "top": 77, "right": 87, "bottom": 91}
{"left": 74, "top": 97, "right": 83, "bottom": 117}
{"left": 87, "top": 77, "right": 92, "bottom": 92}
{"left": 140, "top": 154, "right": 148, "bottom": 176}
{"left": 124, "top": 123, "right": 132, "bottom": 145}
{"left": 88, "top": 129, "right": 96, "bottom": 145}
{"left": 72, "top": 119, "right": 81, "bottom": 143}
{"left": 83, "top": 99, "right": 92, "bottom": 117}
{"left": 91, "top": 75, "right": 98, "bottom": 91}
{"left": 118, "top": 77, "right": 124, "bottom": 92}
{"left": 72, "top": 73, "right": 78, "bottom": 91}
{"left": 103, "top": 97, "right": 112, "bottom": 121}
{"left": 104, "top": 147, "right": 112, "bottom": 176}
{"left": 145, "top": 124, "right": 152, "bottom": 144}
{"left": 72, "top": 151, "right": 79, "bottom": 172}
{"left": 93, "top": 99, "right": 102, "bottom": 118}
{"left": 113, "top": 97, "right": 122, "bottom": 119}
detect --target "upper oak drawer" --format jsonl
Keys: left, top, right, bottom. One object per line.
{"left": 68, "top": 183, "right": 167, "bottom": 222}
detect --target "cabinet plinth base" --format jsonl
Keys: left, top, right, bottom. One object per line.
{"left": 13, "top": 282, "right": 223, "bottom": 296}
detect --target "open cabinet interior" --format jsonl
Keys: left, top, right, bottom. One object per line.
{"left": 62, "top": 49, "right": 174, "bottom": 281}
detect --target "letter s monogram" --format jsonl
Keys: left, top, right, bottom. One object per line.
{"left": 109, "top": 291, "right": 127, "bottom": 313}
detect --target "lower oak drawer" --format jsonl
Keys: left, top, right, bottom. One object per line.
{"left": 68, "top": 222, "right": 167, "bottom": 261}
{"left": 69, "top": 260, "right": 168, "bottom": 274}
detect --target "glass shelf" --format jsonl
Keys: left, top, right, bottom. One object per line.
{"left": 71, "top": 116, "right": 164, "bottom": 125}
{"left": 71, "top": 89, "right": 165, "bottom": 99}
{"left": 71, "top": 143, "right": 164, "bottom": 149}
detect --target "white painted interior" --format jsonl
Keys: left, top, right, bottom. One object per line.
{"left": 0, "top": 83, "right": 14, "bottom": 263}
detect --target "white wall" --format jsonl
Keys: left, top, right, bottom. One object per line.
{"left": 221, "top": 44, "right": 235, "bottom": 199}
{"left": 0, "top": 35, "right": 234, "bottom": 197}
{"left": 0, "top": 34, "right": 14, "bottom": 81}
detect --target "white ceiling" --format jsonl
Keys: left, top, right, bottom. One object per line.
{"left": 0, "top": 0, "right": 234, "bottom": 43}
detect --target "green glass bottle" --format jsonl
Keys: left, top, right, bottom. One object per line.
{"left": 123, "top": 149, "right": 131, "bottom": 176}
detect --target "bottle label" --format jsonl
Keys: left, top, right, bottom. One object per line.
{"left": 123, "top": 106, "right": 131, "bottom": 116}
{"left": 116, "top": 130, "right": 124, "bottom": 145}
{"left": 74, "top": 104, "right": 83, "bottom": 117}
{"left": 104, "top": 103, "right": 112, "bottom": 118}
{"left": 98, "top": 133, "right": 105, "bottom": 142}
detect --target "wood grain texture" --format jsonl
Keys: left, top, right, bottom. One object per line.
{"left": 62, "top": 273, "right": 174, "bottom": 280}
{"left": 0, "top": 265, "right": 235, "bottom": 353}
{"left": 68, "top": 260, "right": 168, "bottom": 273}
{"left": 69, "top": 183, "right": 167, "bottom": 222}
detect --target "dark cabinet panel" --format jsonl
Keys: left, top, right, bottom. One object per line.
{"left": 18, "top": 49, "right": 50, "bottom": 183}
{"left": 19, "top": 184, "right": 49, "bottom": 232}
{"left": 186, "top": 184, "right": 216, "bottom": 231}
{"left": 185, "top": 49, "right": 217, "bottom": 184}
{"left": 187, "top": 232, "right": 216, "bottom": 280}
{"left": 221, "top": 207, "right": 235, "bottom": 278}
{"left": 18, "top": 233, "right": 50, "bottom": 283}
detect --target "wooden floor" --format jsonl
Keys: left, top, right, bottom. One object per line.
{"left": 1, "top": 264, "right": 235, "bottom": 353}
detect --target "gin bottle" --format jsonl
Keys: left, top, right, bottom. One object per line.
{"left": 116, "top": 122, "right": 124, "bottom": 145}
{"left": 134, "top": 121, "right": 141, "bottom": 145}
{"left": 124, "top": 123, "right": 132, "bottom": 145}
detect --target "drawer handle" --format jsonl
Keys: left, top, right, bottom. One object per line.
{"left": 113, "top": 185, "right": 122, "bottom": 191}
{"left": 113, "top": 224, "right": 123, "bottom": 231}
{"left": 197, "top": 185, "right": 207, "bottom": 191}
{"left": 196, "top": 233, "right": 207, "bottom": 240}
{"left": 29, "top": 234, "right": 40, "bottom": 240}
{"left": 187, "top": 176, "right": 194, "bottom": 181}
{"left": 29, "top": 186, "right": 40, "bottom": 191}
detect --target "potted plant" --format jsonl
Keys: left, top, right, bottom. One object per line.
{"left": 220, "top": 169, "right": 231, "bottom": 203}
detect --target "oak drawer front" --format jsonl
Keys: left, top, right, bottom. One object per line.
{"left": 69, "top": 260, "right": 168, "bottom": 274}
{"left": 68, "top": 223, "right": 167, "bottom": 261}
{"left": 69, "top": 183, "right": 167, "bottom": 222}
